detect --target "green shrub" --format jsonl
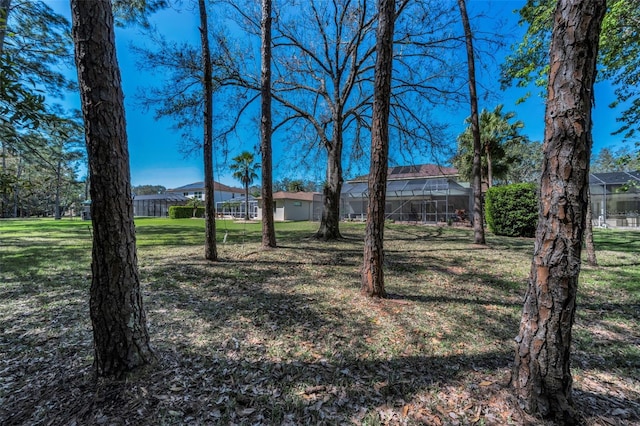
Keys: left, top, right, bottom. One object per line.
{"left": 169, "top": 205, "right": 205, "bottom": 219}
{"left": 485, "top": 183, "right": 538, "bottom": 237}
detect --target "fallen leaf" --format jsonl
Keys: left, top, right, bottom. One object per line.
{"left": 374, "top": 381, "right": 388, "bottom": 391}
{"left": 471, "top": 405, "right": 482, "bottom": 423}
{"left": 238, "top": 408, "right": 255, "bottom": 416}
{"left": 402, "top": 404, "right": 410, "bottom": 417}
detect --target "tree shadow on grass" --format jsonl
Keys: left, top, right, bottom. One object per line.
{"left": 593, "top": 229, "right": 640, "bottom": 252}
{"left": 3, "top": 340, "right": 638, "bottom": 425}
{"left": 2, "top": 223, "right": 638, "bottom": 425}
{"left": 0, "top": 338, "right": 514, "bottom": 425}
{"left": 2, "top": 261, "right": 638, "bottom": 425}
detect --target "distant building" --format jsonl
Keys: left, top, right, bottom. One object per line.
{"left": 153, "top": 170, "right": 639, "bottom": 228}
{"left": 166, "top": 181, "right": 244, "bottom": 203}
{"left": 590, "top": 171, "right": 640, "bottom": 227}
{"left": 256, "top": 191, "right": 323, "bottom": 221}
{"left": 341, "top": 164, "right": 471, "bottom": 223}
{"left": 132, "top": 193, "right": 189, "bottom": 217}
{"left": 217, "top": 195, "right": 259, "bottom": 219}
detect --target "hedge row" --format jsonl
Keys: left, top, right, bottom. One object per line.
{"left": 485, "top": 183, "right": 538, "bottom": 237}
{"left": 169, "top": 206, "right": 206, "bottom": 219}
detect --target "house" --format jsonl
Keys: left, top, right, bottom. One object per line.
{"left": 341, "top": 164, "right": 472, "bottom": 223}
{"left": 256, "top": 191, "right": 323, "bottom": 221}
{"left": 132, "top": 193, "right": 189, "bottom": 217}
{"left": 589, "top": 171, "right": 640, "bottom": 227}
{"left": 217, "top": 195, "right": 259, "bottom": 219}
{"left": 166, "top": 181, "right": 244, "bottom": 203}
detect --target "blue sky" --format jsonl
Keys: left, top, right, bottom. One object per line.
{"left": 47, "top": 0, "right": 626, "bottom": 190}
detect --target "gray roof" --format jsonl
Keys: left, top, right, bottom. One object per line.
{"left": 589, "top": 171, "right": 640, "bottom": 185}
{"left": 133, "top": 193, "right": 189, "bottom": 202}
{"left": 350, "top": 164, "right": 458, "bottom": 182}
{"left": 168, "top": 181, "right": 243, "bottom": 193}
{"left": 342, "top": 178, "right": 470, "bottom": 198}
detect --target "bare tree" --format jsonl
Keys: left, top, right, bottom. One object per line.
{"left": 260, "top": 0, "right": 276, "bottom": 248}
{"left": 512, "top": 0, "right": 606, "bottom": 421}
{"left": 269, "top": 0, "right": 378, "bottom": 240}
{"left": 456, "top": 0, "right": 485, "bottom": 245}
{"left": 217, "top": 0, "right": 470, "bottom": 241}
{"left": 71, "top": 0, "right": 154, "bottom": 376}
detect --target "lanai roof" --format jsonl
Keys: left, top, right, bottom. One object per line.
{"left": 342, "top": 178, "right": 469, "bottom": 198}
{"left": 344, "top": 164, "right": 466, "bottom": 198}
{"left": 168, "top": 181, "right": 244, "bottom": 193}
{"left": 350, "top": 164, "right": 459, "bottom": 182}
{"left": 133, "top": 193, "right": 189, "bottom": 201}
{"left": 589, "top": 171, "right": 640, "bottom": 185}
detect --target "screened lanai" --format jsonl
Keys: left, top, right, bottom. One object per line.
{"left": 341, "top": 177, "right": 472, "bottom": 223}
{"left": 589, "top": 171, "right": 640, "bottom": 227}
{"left": 133, "top": 193, "right": 188, "bottom": 217}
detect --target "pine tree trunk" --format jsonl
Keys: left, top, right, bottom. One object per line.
{"left": 1, "top": 142, "right": 7, "bottom": 217}
{"left": 1, "top": 0, "right": 11, "bottom": 218}
{"left": 71, "top": 0, "right": 154, "bottom": 377}
{"left": 54, "top": 159, "right": 62, "bottom": 220}
{"left": 362, "top": 0, "right": 395, "bottom": 298}
{"left": 12, "top": 155, "right": 22, "bottom": 218}
{"left": 199, "top": 0, "right": 217, "bottom": 261}
{"left": 260, "top": 0, "right": 276, "bottom": 248}
{"left": 457, "top": 0, "right": 485, "bottom": 245}
{"left": 485, "top": 146, "right": 493, "bottom": 188}
{"left": 244, "top": 184, "right": 250, "bottom": 220}
{"left": 512, "top": 0, "right": 606, "bottom": 422}
{"left": 315, "top": 143, "right": 343, "bottom": 240}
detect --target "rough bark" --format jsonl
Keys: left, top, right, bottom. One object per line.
{"left": 512, "top": 0, "right": 606, "bottom": 422}
{"left": 361, "top": 0, "right": 395, "bottom": 298}
{"left": 199, "top": 0, "right": 217, "bottom": 261}
{"left": 71, "top": 0, "right": 154, "bottom": 377}
{"left": 260, "top": 0, "right": 276, "bottom": 248}
{"left": 315, "top": 142, "right": 343, "bottom": 240}
{"left": 457, "top": 0, "right": 485, "bottom": 245}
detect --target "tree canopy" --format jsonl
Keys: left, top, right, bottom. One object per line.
{"left": 453, "top": 105, "right": 526, "bottom": 187}
{"left": 502, "top": 0, "right": 640, "bottom": 142}
{"left": 1, "top": 1, "right": 83, "bottom": 218}
{"left": 231, "top": 151, "right": 260, "bottom": 220}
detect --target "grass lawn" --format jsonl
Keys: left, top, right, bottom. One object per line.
{"left": 0, "top": 218, "right": 638, "bottom": 425}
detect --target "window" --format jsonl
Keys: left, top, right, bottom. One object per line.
{"left": 194, "top": 191, "right": 203, "bottom": 200}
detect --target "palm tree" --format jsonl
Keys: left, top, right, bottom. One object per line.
{"left": 454, "top": 104, "right": 525, "bottom": 188}
{"left": 230, "top": 151, "right": 260, "bottom": 220}
{"left": 287, "top": 179, "right": 305, "bottom": 192}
